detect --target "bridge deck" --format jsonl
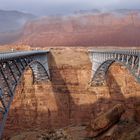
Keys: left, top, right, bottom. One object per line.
{"left": 0, "top": 50, "right": 49, "bottom": 61}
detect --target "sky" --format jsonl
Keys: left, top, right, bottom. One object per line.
{"left": 0, "top": 0, "right": 140, "bottom": 16}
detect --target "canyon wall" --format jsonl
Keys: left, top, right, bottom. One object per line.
{"left": 17, "top": 12, "right": 140, "bottom": 47}
{"left": 3, "top": 47, "right": 140, "bottom": 138}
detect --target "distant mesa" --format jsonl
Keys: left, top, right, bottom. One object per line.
{"left": 0, "top": 9, "right": 140, "bottom": 47}
{"left": 74, "top": 9, "right": 100, "bottom": 14}
{"left": 111, "top": 9, "right": 140, "bottom": 14}
{"left": 0, "top": 10, "right": 36, "bottom": 45}
{"left": 0, "top": 10, "right": 36, "bottom": 32}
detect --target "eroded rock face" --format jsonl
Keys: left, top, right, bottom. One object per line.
{"left": 18, "top": 12, "right": 140, "bottom": 47}
{"left": 86, "top": 104, "right": 125, "bottom": 138}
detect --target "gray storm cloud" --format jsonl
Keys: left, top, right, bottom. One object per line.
{"left": 0, "top": 0, "right": 140, "bottom": 15}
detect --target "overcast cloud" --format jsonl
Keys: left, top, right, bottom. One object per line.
{"left": 0, "top": 0, "right": 140, "bottom": 15}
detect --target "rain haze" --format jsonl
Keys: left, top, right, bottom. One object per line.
{"left": 0, "top": 0, "right": 140, "bottom": 15}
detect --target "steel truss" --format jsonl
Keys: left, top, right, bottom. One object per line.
{"left": 89, "top": 49, "right": 140, "bottom": 86}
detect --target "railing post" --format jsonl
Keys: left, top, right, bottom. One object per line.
{"left": 131, "top": 56, "right": 135, "bottom": 69}
{"left": 126, "top": 55, "right": 129, "bottom": 65}
{"left": 122, "top": 55, "right": 124, "bottom": 62}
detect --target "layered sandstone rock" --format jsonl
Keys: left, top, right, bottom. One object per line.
{"left": 86, "top": 104, "right": 125, "bottom": 137}
{"left": 17, "top": 11, "right": 140, "bottom": 47}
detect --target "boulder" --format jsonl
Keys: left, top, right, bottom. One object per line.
{"left": 87, "top": 104, "right": 125, "bottom": 137}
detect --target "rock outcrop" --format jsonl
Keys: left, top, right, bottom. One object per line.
{"left": 86, "top": 104, "right": 125, "bottom": 137}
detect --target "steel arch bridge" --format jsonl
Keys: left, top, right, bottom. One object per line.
{"left": 89, "top": 49, "right": 140, "bottom": 86}
{"left": 0, "top": 50, "right": 50, "bottom": 138}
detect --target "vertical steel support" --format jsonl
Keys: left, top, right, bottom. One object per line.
{"left": 122, "top": 55, "right": 124, "bottom": 62}
{"left": 0, "top": 89, "right": 7, "bottom": 113}
{"left": 0, "top": 65, "right": 13, "bottom": 96}
{"left": 23, "top": 58, "right": 28, "bottom": 66}
{"left": 131, "top": 56, "right": 135, "bottom": 69}
{"left": 13, "top": 60, "right": 22, "bottom": 74}
{"left": 6, "top": 62, "right": 17, "bottom": 83}
{"left": 114, "top": 53, "right": 117, "bottom": 60}
{"left": 18, "top": 59, "right": 25, "bottom": 70}
{"left": 126, "top": 55, "right": 129, "bottom": 65}
{"left": 118, "top": 54, "right": 120, "bottom": 60}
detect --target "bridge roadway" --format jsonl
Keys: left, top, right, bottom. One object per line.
{"left": 0, "top": 50, "right": 50, "bottom": 138}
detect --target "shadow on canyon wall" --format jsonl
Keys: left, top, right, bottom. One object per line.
{"left": 48, "top": 52, "right": 75, "bottom": 127}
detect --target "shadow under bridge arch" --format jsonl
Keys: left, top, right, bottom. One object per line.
{"left": 29, "top": 60, "right": 50, "bottom": 83}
